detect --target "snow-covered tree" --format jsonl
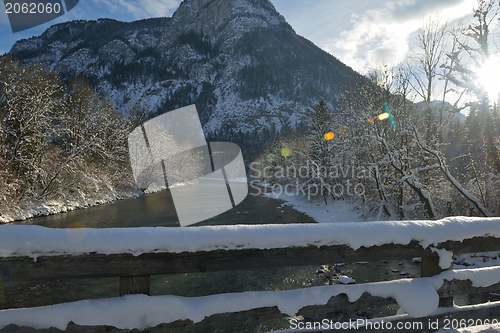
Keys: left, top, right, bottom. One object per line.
{"left": 0, "top": 57, "right": 136, "bottom": 208}
{"left": 410, "top": 16, "right": 449, "bottom": 138}
{"left": 445, "top": 0, "right": 500, "bottom": 173}
{"left": 0, "top": 56, "right": 66, "bottom": 199}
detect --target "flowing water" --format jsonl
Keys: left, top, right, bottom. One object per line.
{"left": 16, "top": 186, "right": 314, "bottom": 228}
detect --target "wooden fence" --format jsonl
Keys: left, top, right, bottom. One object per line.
{"left": 0, "top": 224, "right": 500, "bottom": 332}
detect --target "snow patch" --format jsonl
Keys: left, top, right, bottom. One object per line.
{"left": 0, "top": 263, "right": 499, "bottom": 330}
{"left": 1, "top": 217, "right": 500, "bottom": 259}
{"left": 0, "top": 278, "right": 441, "bottom": 330}
{"left": 431, "top": 247, "right": 454, "bottom": 269}
{"left": 263, "top": 191, "right": 365, "bottom": 223}
{"left": 338, "top": 276, "right": 355, "bottom": 284}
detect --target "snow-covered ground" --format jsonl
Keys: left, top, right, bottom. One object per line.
{"left": 435, "top": 323, "right": 500, "bottom": 333}
{"left": 263, "top": 188, "right": 365, "bottom": 223}
{"left": 0, "top": 188, "right": 142, "bottom": 224}
{"left": 455, "top": 252, "right": 500, "bottom": 269}
{"left": 436, "top": 324, "right": 500, "bottom": 333}
{"left": 264, "top": 188, "right": 500, "bottom": 268}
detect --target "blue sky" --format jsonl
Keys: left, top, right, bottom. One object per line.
{"left": 0, "top": 0, "right": 480, "bottom": 73}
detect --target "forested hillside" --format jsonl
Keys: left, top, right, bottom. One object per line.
{"left": 251, "top": 3, "right": 500, "bottom": 219}
{"left": 9, "top": 0, "right": 362, "bottom": 162}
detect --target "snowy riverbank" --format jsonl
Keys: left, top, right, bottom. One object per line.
{"left": 0, "top": 188, "right": 141, "bottom": 224}
{"left": 262, "top": 186, "right": 366, "bottom": 223}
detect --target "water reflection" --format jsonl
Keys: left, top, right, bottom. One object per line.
{"left": 20, "top": 186, "right": 316, "bottom": 228}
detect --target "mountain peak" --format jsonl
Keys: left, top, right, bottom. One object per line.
{"left": 169, "top": 0, "right": 291, "bottom": 40}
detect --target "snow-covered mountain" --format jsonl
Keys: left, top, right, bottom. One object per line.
{"left": 9, "top": 0, "right": 361, "bottom": 154}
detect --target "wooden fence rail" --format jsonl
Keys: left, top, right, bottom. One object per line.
{"left": 0, "top": 226, "right": 500, "bottom": 332}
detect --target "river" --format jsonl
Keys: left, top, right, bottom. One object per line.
{"left": 17, "top": 186, "right": 315, "bottom": 228}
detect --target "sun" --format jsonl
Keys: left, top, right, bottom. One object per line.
{"left": 476, "top": 55, "right": 500, "bottom": 100}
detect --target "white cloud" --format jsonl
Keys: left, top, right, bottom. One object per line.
{"left": 320, "top": 0, "right": 476, "bottom": 73}
{"left": 328, "top": 13, "right": 420, "bottom": 72}
{"left": 94, "top": 0, "right": 180, "bottom": 20}
{"left": 142, "top": 0, "right": 179, "bottom": 18}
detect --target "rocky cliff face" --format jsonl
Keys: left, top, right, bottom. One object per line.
{"left": 10, "top": 0, "right": 361, "bottom": 156}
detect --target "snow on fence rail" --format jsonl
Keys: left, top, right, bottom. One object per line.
{"left": 0, "top": 217, "right": 499, "bottom": 332}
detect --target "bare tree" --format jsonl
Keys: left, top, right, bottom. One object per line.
{"left": 409, "top": 15, "right": 449, "bottom": 138}
{"left": 412, "top": 126, "right": 492, "bottom": 217}
{"left": 37, "top": 78, "right": 133, "bottom": 199}
{"left": 0, "top": 58, "right": 66, "bottom": 199}
{"left": 445, "top": 0, "right": 500, "bottom": 173}
{"left": 445, "top": 0, "right": 498, "bottom": 103}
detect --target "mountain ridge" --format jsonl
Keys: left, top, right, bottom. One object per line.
{"left": 9, "top": 0, "right": 362, "bottom": 157}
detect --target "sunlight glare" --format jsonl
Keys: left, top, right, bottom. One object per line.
{"left": 378, "top": 113, "right": 389, "bottom": 121}
{"left": 476, "top": 55, "right": 500, "bottom": 100}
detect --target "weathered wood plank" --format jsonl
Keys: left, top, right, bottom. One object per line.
{"left": 1, "top": 236, "right": 498, "bottom": 283}
{"left": 1, "top": 236, "right": 499, "bottom": 333}
{"left": 0, "top": 294, "right": 394, "bottom": 332}
{"left": 119, "top": 276, "right": 150, "bottom": 296}
{"left": 340, "top": 302, "right": 500, "bottom": 333}
{"left": 438, "top": 279, "right": 500, "bottom": 298}
{"left": 297, "top": 293, "right": 397, "bottom": 321}
{"left": 0, "top": 241, "right": 434, "bottom": 282}
{"left": 422, "top": 255, "right": 454, "bottom": 307}
{"left": 448, "top": 236, "right": 500, "bottom": 255}
{"left": 0, "top": 294, "right": 500, "bottom": 333}
{"left": 0, "top": 323, "right": 150, "bottom": 333}
{"left": 421, "top": 256, "right": 441, "bottom": 277}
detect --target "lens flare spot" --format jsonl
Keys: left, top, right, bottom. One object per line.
{"left": 68, "top": 222, "right": 85, "bottom": 228}
{"left": 378, "top": 113, "right": 390, "bottom": 121}
{"left": 338, "top": 126, "right": 348, "bottom": 136}
{"left": 281, "top": 148, "right": 291, "bottom": 157}
{"left": 368, "top": 117, "right": 375, "bottom": 123}
{"left": 383, "top": 102, "right": 397, "bottom": 128}
{"left": 145, "top": 195, "right": 167, "bottom": 213}
{"left": 267, "top": 153, "right": 277, "bottom": 163}
{"left": 324, "top": 132, "right": 335, "bottom": 141}
{"left": 65, "top": 222, "right": 87, "bottom": 243}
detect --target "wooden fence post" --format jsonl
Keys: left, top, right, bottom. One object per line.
{"left": 422, "top": 253, "right": 454, "bottom": 307}
{"left": 119, "top": 276, "right": 150, "bottom": 296}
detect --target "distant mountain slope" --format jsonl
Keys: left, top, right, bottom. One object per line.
{"left": 10, "top": 0, "right": 362, "bottom": 156}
